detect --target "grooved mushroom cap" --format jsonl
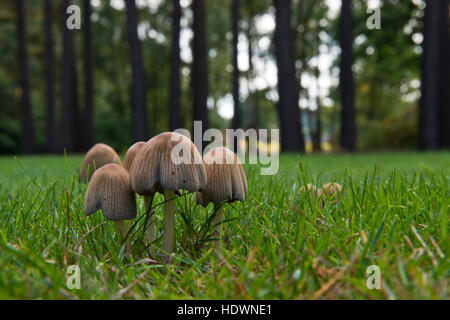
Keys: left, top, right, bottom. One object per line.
{"left": 123, "top": 141, "right": 146, "bottom": 171}
{"left": 129, "top": 132, "right": 207, "bottom": 196}
{"left": 321, "top": 182, "right": 342, "bottom": 199}
{"left": 300, "top": 184, "right": 322, "bottom": 199}
{"left": 84, "top": 163, "right": 137, "bottom": 221}
{"left": 79, "top": 143, "right": 122, "bottom": 183}
{"left": 196, "top": 147, "right": 247, "bottom": 207}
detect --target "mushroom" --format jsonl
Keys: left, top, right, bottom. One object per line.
{"left": 321, "top": 182, "right": 342, "bottom": 204}
{"left": 129, "top": 132, "right": 206, "bottom": 256}
{"left": 79, "top": 143, "right": 121, "bottom": 183}
{"left": 123, "top": 141, "right": 146, "bottom": 171}
{"left": 299, "top": 183, "right": 322, "bottom": 200}
{"left": 123, "top": 141, "right": 155, "bottom": 247}
{"left": 84, "top": 163, "right": 137, "bottom": 254}
{"left": 195, "top": 147, "right": 247, "bottom": 249}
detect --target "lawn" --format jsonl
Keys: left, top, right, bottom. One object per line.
{"left": 0, "top": 152, "right": 448, "bottom": 299}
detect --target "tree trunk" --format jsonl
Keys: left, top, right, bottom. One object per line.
{"left": 70, "top": 35, "right": 82, "bottom": 152}
{"left": 61, "top": 0, "right": 73, "bottom": 152}
{"left": 274, "top": 0, "right": 305, "bottom": 152}
{"left": 231, "top": 0, "right": 240, "bottom": 130}
{"left": 438, "top": 0, "right": 450, "bottom": 148}
{"left": 339, "top": 0, "right": 356, "bottom": 151}
{"left": 44, "top": 0, "right": 55, "bottom": 153}
{"left": 169, "top": 0, "right": 181, "bottom": 131}
{"left": 192, "top": 0, "right": 209, "bottom": 132}
{"left": 16, "top": 0, "right": 34, "bottom": 154}
{"left": 419, "top": 0, "right": 440, "bottom": 150}
{"left": 125, "top": 0, "right": 148, "bottom": 142}
{"left": 83, "top": 0, "right": 94, "bottom": 150}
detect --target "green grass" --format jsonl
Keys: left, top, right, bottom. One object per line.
{"left": 0, "top": 152, "right": 448, "bottom": 299}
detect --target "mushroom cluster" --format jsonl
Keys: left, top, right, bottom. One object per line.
{"left": 80, "top": 135, "right": 246, "bottom": 260}
{"left": 300, "top": 182, "right": 342, "bottom": 206}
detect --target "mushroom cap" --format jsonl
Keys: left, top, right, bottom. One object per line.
{"left": 79, "top": 143, "right": 122, "bottom": 183}
{"left": 321, "top": 182, "right": 342, "bottom": 198}
{"left": 84, "top": 163, "right": 137, "bottom": 221}
{"left": 129, "top": 132, "right": 207, "bottom": 196}
{"left": 123, "top": 141, "right": 146, "bottom": 171}
{"left": 196, "top": 147, "right": 247, "bottom": 207}
{"left": 300, "top": 183, "right": 322, "bottom": 199}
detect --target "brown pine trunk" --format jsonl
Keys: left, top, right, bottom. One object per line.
{"left": 169, "top": 0, "right": 181, "bottom": 131}
{"left": 82, "top": 0, "right": 94, "bottom": 150}
{"left": 16, "top": 0, "right": 34, "bottom": 154}
{"left": 126, "top": 0, "right": 148, "bottom": 142}
{"left": 231, "top": 0, "right": 241, "bottom": 130}
{"left": 339, "top": 0, "right": 356, "bottom": 151}
{"left": 419, "top": 0, "right": 440, "bottom": 150}
{"left": 44, "top": 0, "right": 55, "bottom": 153}
{"left": 274, "top": 0, "right": 305, "bottom": 152}
{"left": 192, "top": 0, "right": 209, "bottom": 132}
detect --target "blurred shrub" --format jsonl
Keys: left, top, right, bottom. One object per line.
{"left": 358, "top": 107, "right": 417, "bottom": 150}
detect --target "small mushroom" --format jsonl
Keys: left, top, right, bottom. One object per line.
{"left": 84, "top": 163, "right": 137, "bottom": 254}
{"left": 195, "top": 147, "right": 247, "bottom": 249}
{"left": 79, "top": 143, "right": 121, "bottom": 183}
{"left": 299, "top": 183, "right": 322, "bottom": 200}
{"left": 123, "top": 141, "right": 146, "bottom": 171}
{"left": 129, "top": 132, "right": 206, "bottom": 256}
{"left": 321, "top": 182, "right": 342, "bottom": 204}
{"left": 123, "top": 141, "right": 154, "bottom": 248}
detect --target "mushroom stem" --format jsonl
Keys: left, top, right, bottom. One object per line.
{"left": 162, "top": 189, "right": 176, "bottom": 255}
{"left": 144, "top": 195, "right": 155, "bottom": 255}
{"left": 212, "top": 206, "right": 224, "bottom": 250}
{"left": 115, "top": 220, "right": 131, "bottom": 255}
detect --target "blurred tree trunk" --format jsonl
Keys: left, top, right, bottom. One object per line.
{"left": 61, "top": 0, "right": 73, "bottom": 152}
{"left": 125, "top": 0, "right": 148, "bottom": 142}
{"left": 231, "top": 0, "right": 240, "bottom": 130}
{"left": 438, "top": 0, "right": 450, "bottom": 148}
{"left": 16, "top": 0, "right": 34, "bottom": 154}
{"left": 44, "top": 0, "right": 55, "bottom": 153}
{"left": 339, "top": 0, "right": 356, "bottom": 151}
{"left": 192, "top": 0, "right": 209, "bottom": 131}
{"left": 419, "top": 0, "right": 440, "bottom": 150}
{"left": 274, "top": 0, "right": 305, "bottom": 152}
{"left": 245, "top": 12, "right": 257, "bottom": 129}
{"left": 169, "top": 0, "right": 181, "bottom": 131}
{"left": 71, "top": 34, "right": 82, "bottom": 152}
{"left": 82, "top": 0, "right": 94, "bottom": 150}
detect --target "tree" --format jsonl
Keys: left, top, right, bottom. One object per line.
{"left": 339, "top": 0, "right": 356, "bottom": 151}
{"left": 44, "top": 0, "right": 55, "bottom": 153}
{"left": 231, "top": 0, "right": 240, "bottom": 130}
{"left": 61, "top": 0, "right": 73, "bottom": 152}
{"left": 192, "top": 0, "right": 209, "bottom": 131}
{"left": 125, "top": 0, "right": 148, "bottom": 142}
{"left": 83, "top": 0, "right": 94, "bottom": 150}
{"left": 16, "top": 0, "right": 34, "bottom": 154}
{"left": 169, "top": 0, "right": 181, "bottom": 131}
{"left": 274, "top": 0, "right": 304, "bottom": 152}
{"left": 438, "top": 0, "right": 450, "bottom": 148}
{"left": 419, "top": 0, "right": 440, "bottom": 150}
{"left": 60, "top": 0, "right": 81, "bottom": 153}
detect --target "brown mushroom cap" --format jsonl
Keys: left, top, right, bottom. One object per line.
{"left": 129, "top": 132, "right": 207, "bottom": 196}
{"left": 84, "top": 163, "right": 137, "bottom": 221}
{"left": 321, "top": 182, "right": 342, "bottom": 199}
{"left": 196, "top": 147, "right": 247, "bottom": 207}
{"left": 79, "top": 143, "right": 122, "bottom": 183}
{"left": 123, "top": 141, "right": 146, "bottom": 171}
{"left": 300, "top": 183, "right": 322, "bottom": 199}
